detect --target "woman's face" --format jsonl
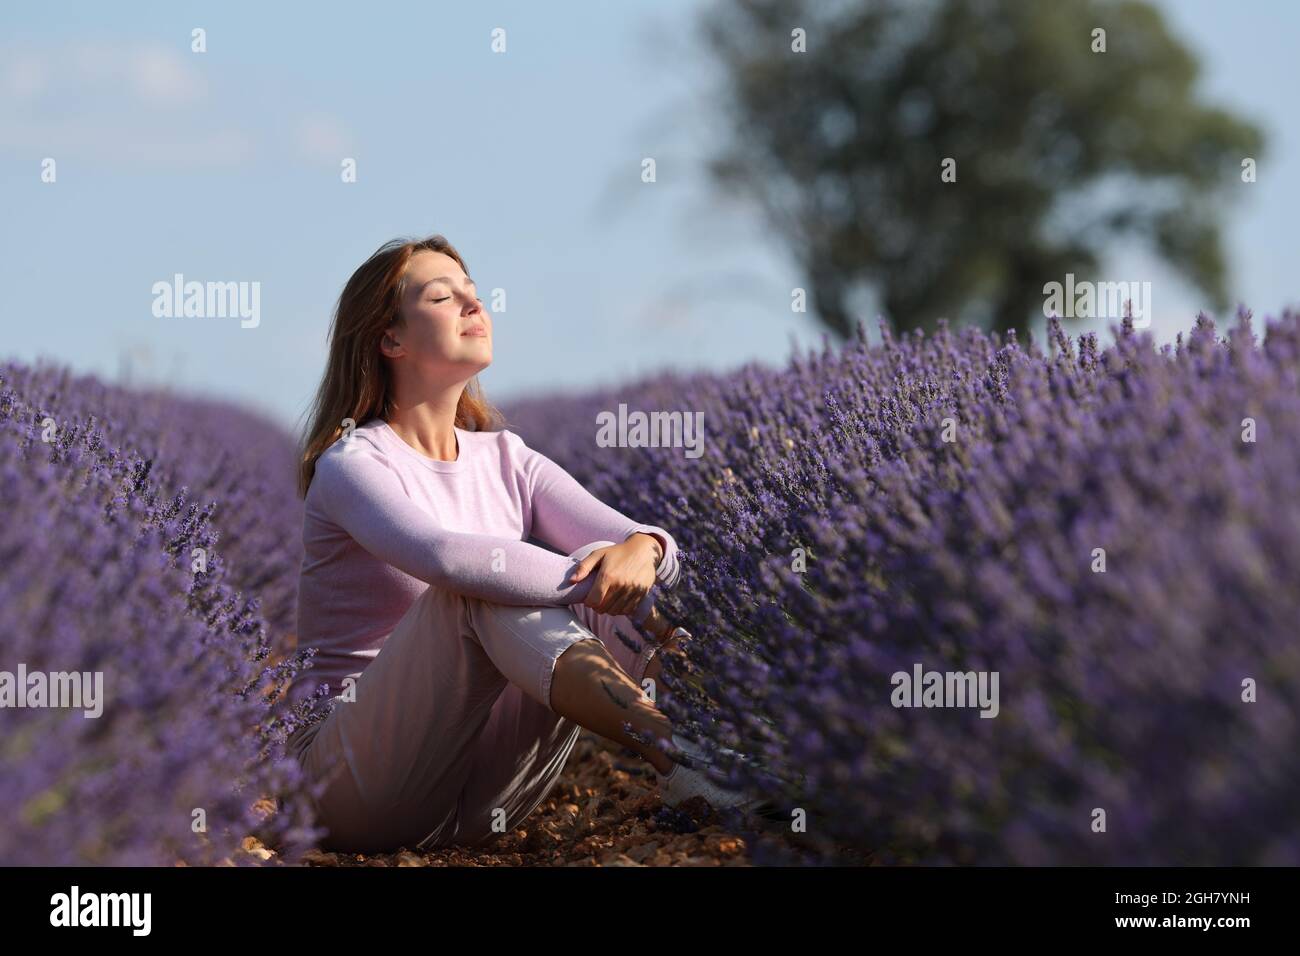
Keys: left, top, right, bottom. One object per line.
{"left": 383, "top": 250, "right": 492, "bottom": 376}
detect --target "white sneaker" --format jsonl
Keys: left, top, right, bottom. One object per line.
{"left": 655, "top": 733, "right": 766, "bottom": 812}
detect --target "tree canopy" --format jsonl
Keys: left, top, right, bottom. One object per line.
{"left": 702, "top": 0, "right": 1265, "bottom": 337}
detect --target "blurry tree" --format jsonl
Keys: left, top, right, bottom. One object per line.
{"left": 701, "top": 0, "right": 1265, "bottom": 338}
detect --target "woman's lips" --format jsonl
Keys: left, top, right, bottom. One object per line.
{"left": 461, "top": 326, "right": 488, "bottom": 336}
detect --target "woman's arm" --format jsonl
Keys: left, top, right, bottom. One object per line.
{"left": 506, "top": 430, "right": 681, "bottom": 589}
{"left": 312, "top": 441, "right": 612, "bottom": 608}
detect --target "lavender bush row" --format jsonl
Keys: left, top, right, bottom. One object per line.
{"left": 0, "top": 364, "right": 329, "bottom": 865}
{"left": 0, "top": 363, "right": 304, "bottom": 634}
{"left": 503, "top": 309, "right": 1300, "bottom": 865}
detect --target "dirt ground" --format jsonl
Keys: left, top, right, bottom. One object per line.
{"left": 241, "top": 643, "right": 781, "bottom": 866}
{"left": 276, "top": 731, "right": 762, "bottom": 867}
{"left": 237, "top": 644, "right": 868, "bottom": 866}
{"left": 239, "top": 728, "right": 877, "bottom": 866}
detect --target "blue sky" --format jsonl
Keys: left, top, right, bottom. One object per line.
{"left": 2, "top": 0, "right": 1296, "bottom": 432}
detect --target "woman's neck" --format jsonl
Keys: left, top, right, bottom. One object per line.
{"left": 383, "top": 386, "right": 464, "bottom": 461}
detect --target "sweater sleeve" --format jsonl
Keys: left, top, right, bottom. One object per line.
{"left": 312, "top": 440, "right": 607, "bottom": 608}
{"left": 506, "top": 430, "right": 682, "bottom": 590}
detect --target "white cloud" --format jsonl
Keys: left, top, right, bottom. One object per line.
{"left": 0, "top": 38, "right": 352, "bottom": 171}
{"left": 129, "top": 47, "right": 207, "bottom": 107}
{"left": 0, "top": 52, "right": 51, "bottom": 101}
{"left": 0, "top": 40, "right": 208, "bottom": 106}
{"left": 292, "top": 112, "right": 353, "bottom": 162}
{"left": 0, "top": 115, "right": 255, "bottom": 166}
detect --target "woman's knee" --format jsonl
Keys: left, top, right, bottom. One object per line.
{"left": 461, "top": 600, "right": 598, "bottom": 704}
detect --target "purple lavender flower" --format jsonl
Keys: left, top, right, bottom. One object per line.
{"left": 503, "top": 308, "right": 1300, "bottom": 865}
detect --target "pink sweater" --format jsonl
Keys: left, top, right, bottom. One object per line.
{"left": 289, "top": 418, "right": 681, "bottom": 702}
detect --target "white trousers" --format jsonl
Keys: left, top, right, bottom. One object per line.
{"left": 286, "top": 540, "right": 665, "bottom": 853}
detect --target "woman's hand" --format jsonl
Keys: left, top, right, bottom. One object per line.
{"left": 568, "top": 534, "right": 661, "bottom": 618}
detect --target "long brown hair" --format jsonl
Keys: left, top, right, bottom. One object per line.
{"left": 297, "top": 234, "right": 505, "bottom": 496}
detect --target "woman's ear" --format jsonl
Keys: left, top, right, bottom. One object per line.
{"left": 379, "top": 328, "right": 402, "bottom": 359}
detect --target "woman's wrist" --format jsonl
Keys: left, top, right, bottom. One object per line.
{"left": 630, "top": 531, "right": 664, "bottom": 567}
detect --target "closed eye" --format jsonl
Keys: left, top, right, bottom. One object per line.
{"left": 430, "top": 280, "right": 478, "bottom": 305}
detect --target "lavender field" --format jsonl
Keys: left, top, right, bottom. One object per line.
{"left": 504, "top": 309, "right": 1300, "bottom": 865}
{"left": 3, "top": 308, "right": 1298, "bottom": 865}
{"left": 0, "top": 362, "right": 329, "bottom": 865}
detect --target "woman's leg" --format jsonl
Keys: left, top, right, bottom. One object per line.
{"left": 548, "top": 610, "right": 676, "bottom": 774}
{"left": 298, "top": 540, "right": 683, "bottom": 852}
{"left": 295, "top": 584, "right": 512, "bottom": 853}
{"left": 446, "top": 551, "right": 684, "bottom": 847}
{"left": 462, "top": 538, "right": 680, "bottom": 778}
